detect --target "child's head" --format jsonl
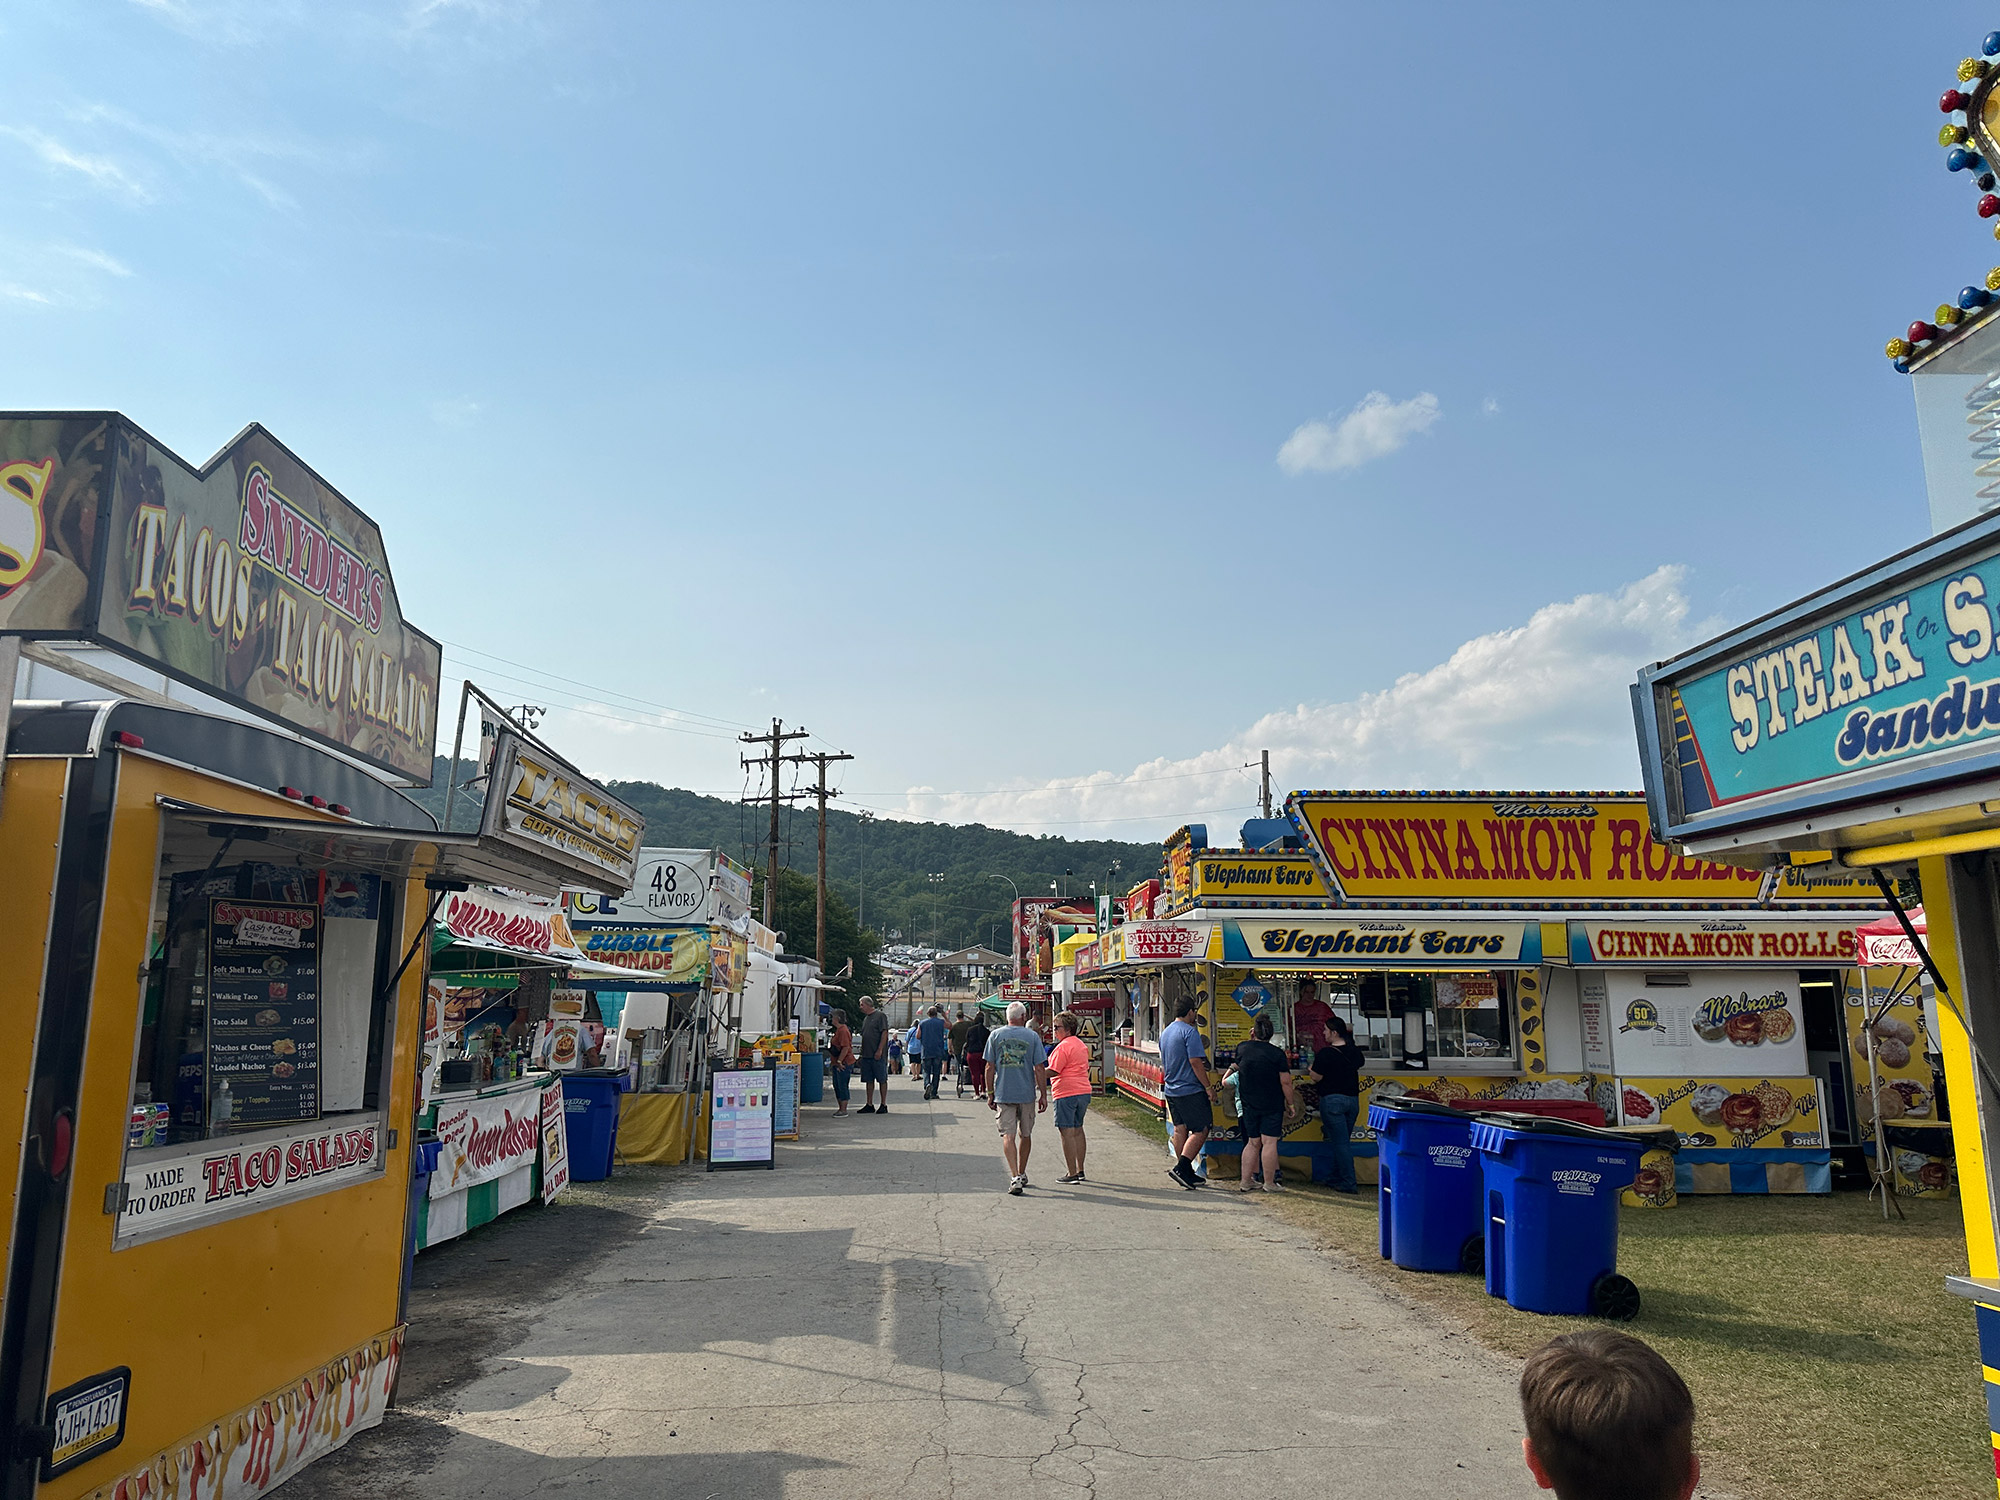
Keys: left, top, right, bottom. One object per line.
{"left": 1519, "top": 1331, "right": 1696, "bottom": 1500}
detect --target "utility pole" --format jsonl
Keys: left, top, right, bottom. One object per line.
{"left": 785, "top": 748, "right": 854, "bottom": 969}
{"left": 739, "top": 718, "right": 810, "bottom": 929}
{"left": 1244, "top": 750, "right": 1272, "bottom": 819}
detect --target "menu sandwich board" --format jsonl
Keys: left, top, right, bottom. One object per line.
{"left": 707, "top": 1066, "right": 776, "bottom": 1171}
{"left": 207, "top": 899, "right": 320, "bottom": 1130}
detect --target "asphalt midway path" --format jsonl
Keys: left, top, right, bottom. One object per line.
{"left": 288, "top": 1081, "right": 1539, "bottom": 1498}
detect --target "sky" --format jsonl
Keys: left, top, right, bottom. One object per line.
{"left": 7, "top": 4, "right": 1998, "bottom": 840}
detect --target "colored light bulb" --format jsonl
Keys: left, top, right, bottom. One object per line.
{"left": 1979, "top": 193, "right": 2000, "bottom": 217}
{"left": 1911, "top": 321, "right": 1940, "bottom": 343}
{"left": 1887, "top": 338, "right": 1913, "bottom": 358}
{"left": 1963, "top": 57, "right": 1991, "bottom": 82}
{"left": 1946, "top": 88, "right": 1976, "bottom": 112}
{"left": 1961, "top": 287, "right": 1994, "bottom": 311}
{"left": 1986, "top": 31, "right": 2000, "bottom": 57}
{"left": 1946, "top": 125, "right": 1972, "bottom": 147}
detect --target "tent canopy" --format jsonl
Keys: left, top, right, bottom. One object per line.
{"left": 1857, "top": 907, "right": 1925, "bottom": 967}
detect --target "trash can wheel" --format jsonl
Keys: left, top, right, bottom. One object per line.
{"left": 1458, "top": 1234, "right": 1484, "bottom": 1275}
{"left": 1590, "top": 1272, "right": 1641, "bottom": 1322}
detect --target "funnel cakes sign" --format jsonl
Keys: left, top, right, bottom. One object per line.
{"left": 0, "top": 413, "right": 440, "bottom": 782}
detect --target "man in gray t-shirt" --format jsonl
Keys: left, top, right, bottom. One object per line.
{"left": 986, "top": 1001, "right": 1049, "bottom": 1194}
{"left": 859, "top": 998, "right": 890, "bottom": 1114}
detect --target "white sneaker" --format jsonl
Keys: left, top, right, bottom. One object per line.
{"left": 1008, "top": 1176, "right": 1025, "bottom": 1196}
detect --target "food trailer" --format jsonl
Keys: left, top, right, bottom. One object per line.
{"left": 1629, "top": 27, "right": 2000, "bottom": 1466}
{"left": 1100, "top": 798, "right": 1886, "bottom": 1197}
{"left": 0, "top": 413, "right": 639, "bottom": 1498}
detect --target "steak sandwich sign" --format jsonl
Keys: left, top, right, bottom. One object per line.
{"left": 0, "top": 413, "right": 441, "bottom": 782}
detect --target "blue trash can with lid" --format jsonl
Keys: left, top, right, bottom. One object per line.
{"left": 562, "top": 1068, "right": 628, "bottom": 1183}
{"left": 1471, "top": 1112, "right": 1678, "bottom": 1319}
{"left": 1368, "top": 1094, "right": 1485, "bottom": 1273}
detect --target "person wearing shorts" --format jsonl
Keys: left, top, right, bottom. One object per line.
{"left": 1160, "top": 995, "right": 1217, "bottom": 1189}
{"left": 1047, "top": 1010, "right": 1093, "bottom": 1183}
{"left": 1225, "top": 1012, "right": 1297, "bottom": 1193}
{"left": 858, "top": 997, "right": 890, "bottom": 1114}
{"left": 986, "top": 1000, "right": 1049, "bottom": 1194}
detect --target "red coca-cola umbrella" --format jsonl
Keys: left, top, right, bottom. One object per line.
{"left": 1855, "top": 907, "right": 1924, "bottom": 967}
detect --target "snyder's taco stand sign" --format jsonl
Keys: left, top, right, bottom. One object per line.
{"left": 0, "top": 410, "right": 603, "bottom": 1500}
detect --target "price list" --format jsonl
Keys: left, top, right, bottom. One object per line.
{"left": 207, "top": 898, "right": 321, "bottom": 1130}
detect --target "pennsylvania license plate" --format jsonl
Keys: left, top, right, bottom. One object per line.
{"left": 44, "top": 1367, "right": 129, "bottom": 1479}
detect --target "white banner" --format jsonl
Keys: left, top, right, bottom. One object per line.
{"left": 431, "top": 1087, "right": 543, "bottom": 1199}
{"left": 539, "top": 1081, "right": 569, "bottom": 1204}
{"left": 116, "top": 1118, "right": 383, "bottom": 1242}
{"left": 439, "top": 885, "right": 584, "bottom": 959}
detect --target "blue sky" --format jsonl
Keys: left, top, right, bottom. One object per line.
{"left": 7, "top": 3, "right": 1997, "bottom": 835}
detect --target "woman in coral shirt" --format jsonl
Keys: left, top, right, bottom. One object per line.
{"left": 1048, "top": 1011, "right": 1094, "bottom": 1184}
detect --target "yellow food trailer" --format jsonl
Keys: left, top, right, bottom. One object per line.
{"left": 1101, "top": 803, "right": 1887, "bottom": 1197}
{"left": 0, "top": 414, "right": 635, "bottom": 1498}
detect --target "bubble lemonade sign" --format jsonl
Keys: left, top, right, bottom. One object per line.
{"left": 1662, "top": 532, "right": 2000, "bottom": 816}
{"left": 1287, "top": 793, "right": 1876, "bottom": 904}
{"left": 0, "top": 414, "right": 442, "bottom": 783}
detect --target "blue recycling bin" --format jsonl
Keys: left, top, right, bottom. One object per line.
{"left": 562, "top": 1071, "right": 626, "bottom": 1182}
{"left": 801, "top": 1051, "right": 825, "bottom": 1104}
{"left": 1471, "top": 1114, "right": 1674, "bottom": 1319}
{"left": 1368, "top": 1095, "right": 1485, "bottom": 1273}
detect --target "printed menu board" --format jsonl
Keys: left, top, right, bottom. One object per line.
{"left": 774, "top": 1062, "right": 800, "bottom": 1140}
{"left": 708, "top": 1067, "right": 775, "bottom": 1170}
{"left": 207, "top": 899, "right": 321, "bottom": 1131}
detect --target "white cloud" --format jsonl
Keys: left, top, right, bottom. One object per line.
{"left": 431, "top": 396, "right": 481, "bottom": 427}
{"left": 1278, "top": 390, "right": 1440, "bottom": 475}
{"left": 54, "top": 246, "right": 132, "bottom": 277}
{"left": 1482, "top": 395, "right": 1500, "bottom": 416}
{"left": 867, "top": 567, "right": 1704, "bottom": 836}
{"left": 0, "top": 283, "right": 52, "bottom": 305}
{"left": 0, "top": 127, "right": 152, "bottom": 202}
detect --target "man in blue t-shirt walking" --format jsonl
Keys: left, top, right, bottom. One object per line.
{"left": 918, "top": 1007, "right": 951, "bottom": 1099}
{"left": 986, "top": 1000, "right": 1050, "bottom": 1195}
{"left": 1160, "top": 995, "right": 1217, "bottom": 1189}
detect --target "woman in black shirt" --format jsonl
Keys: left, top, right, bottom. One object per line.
{"left": 1225, "top": 1014, "right": 1298, "bottom": 1194}
{"left": 1309, "top": 1014, "right": 1364, "bottom": 1194}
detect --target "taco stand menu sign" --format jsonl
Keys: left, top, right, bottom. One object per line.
{"left": 0, "top": 413, "right": 440, "bottom": 783}
{"left": 207, "top": 898, "right": 320, "bottom": 1130}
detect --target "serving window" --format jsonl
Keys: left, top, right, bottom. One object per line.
{"left": 1279, "top": 969, "right": 1519, "bottom": 1069}
{"left": 115, "top": 814, "right": 413, "bottom": 1241}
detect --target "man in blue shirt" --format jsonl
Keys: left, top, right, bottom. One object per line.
{"left": 1160, "top": 995, "right": 1217, "bottom": 1189}
{"left": 918, "top": 1007, "right": 950, "bottom": 1099}
{"left": 986, "top": 1000, "right": 1050, "bottom": 1194}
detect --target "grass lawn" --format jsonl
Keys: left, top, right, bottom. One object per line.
{"left": 1094, "top": 1091, "right": 1986, "bottom": 1500}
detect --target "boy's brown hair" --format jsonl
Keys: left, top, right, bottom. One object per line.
{"left": 1519, "top": 1331, "right": 1694, "bottom": 1500}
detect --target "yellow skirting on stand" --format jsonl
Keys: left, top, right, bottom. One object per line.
{"left": 618, "top": 1093, "right": 700, "bottom": 1164}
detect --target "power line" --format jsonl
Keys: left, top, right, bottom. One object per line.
{"left": 439, "top": 638, "right": 753, "bottom": 732}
